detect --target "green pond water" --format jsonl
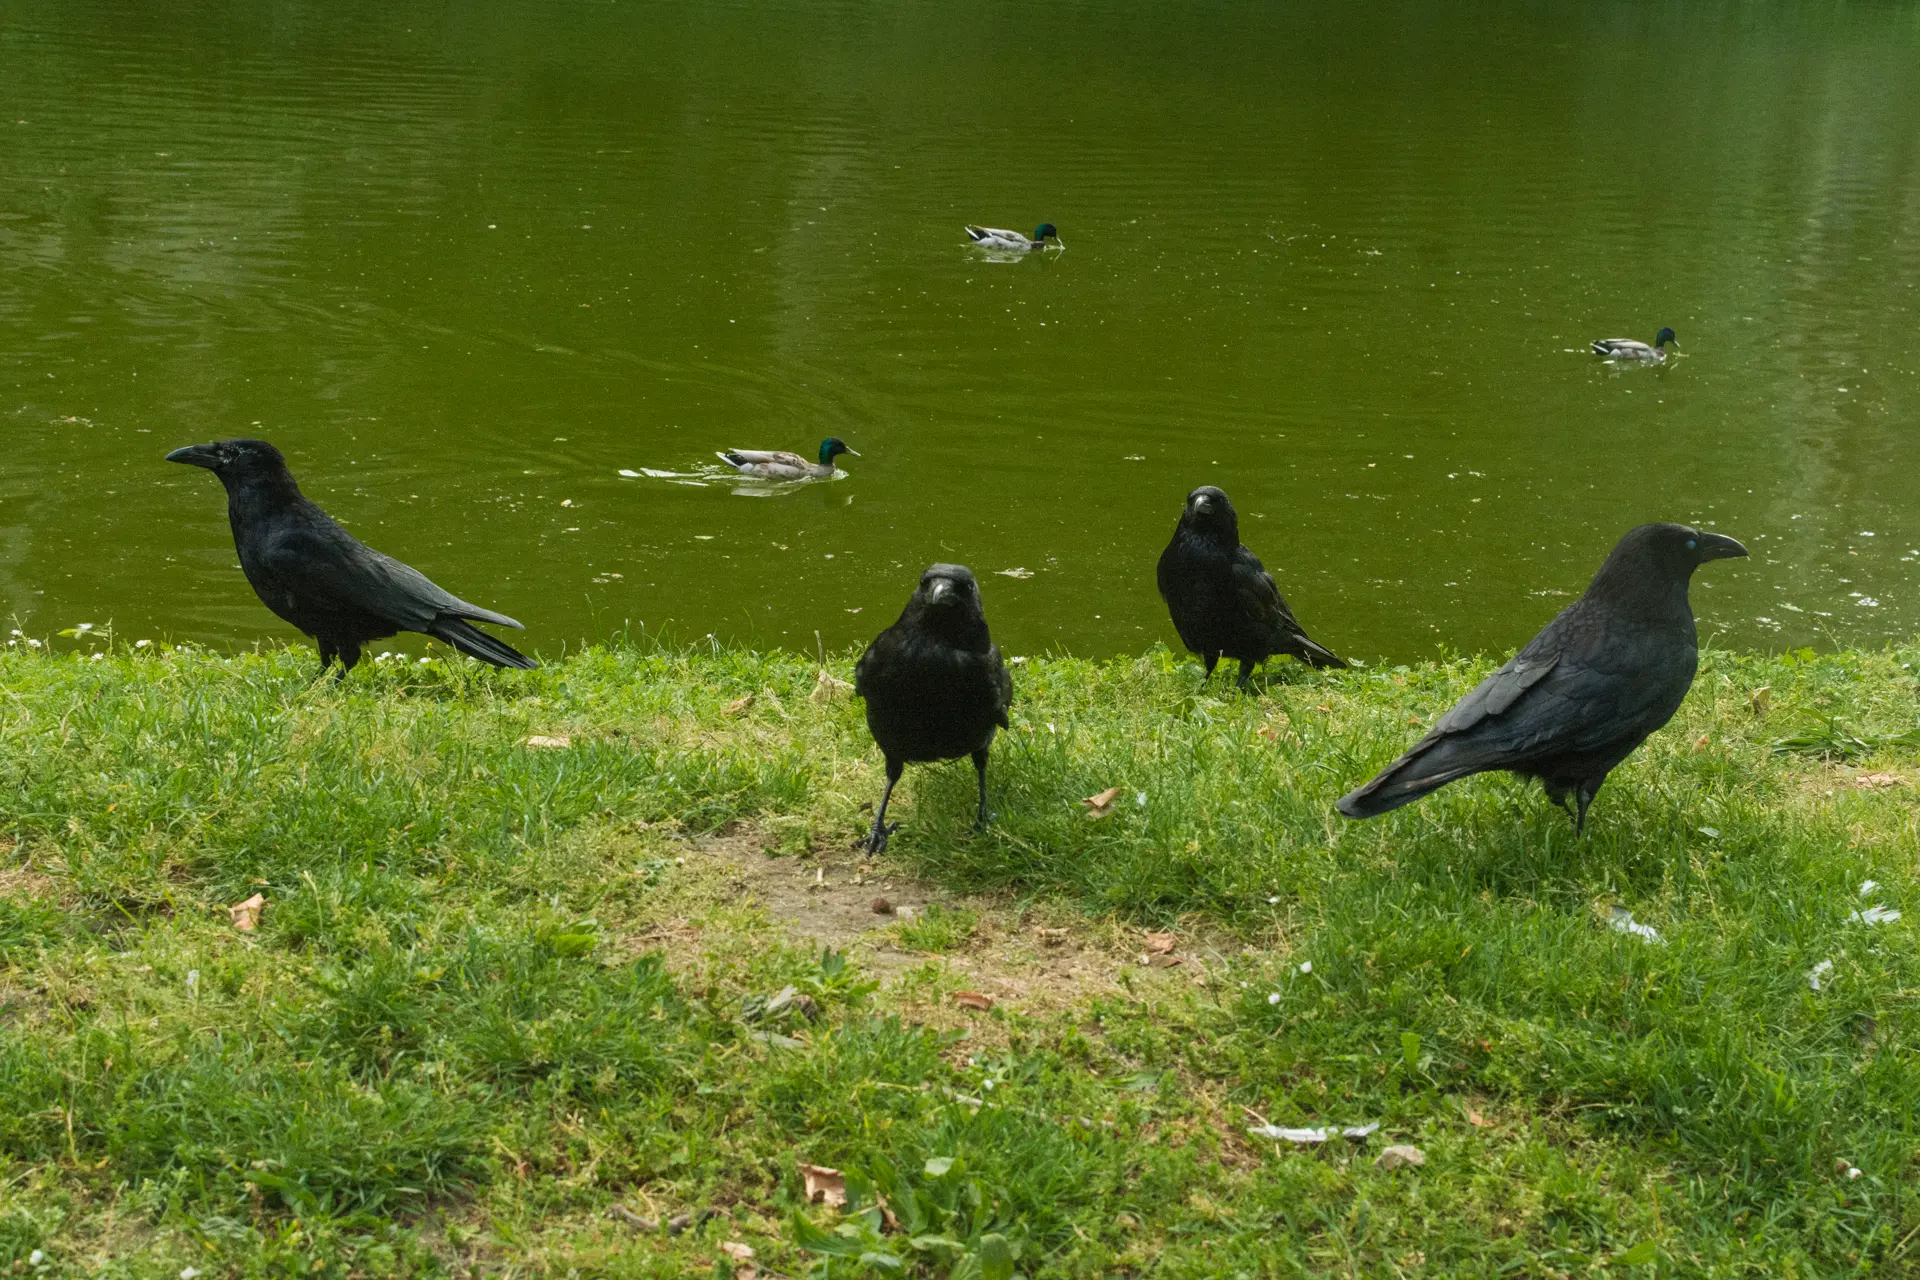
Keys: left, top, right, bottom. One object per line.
{"left": 4, "top": 2, "right": 1919, "bottom": 666}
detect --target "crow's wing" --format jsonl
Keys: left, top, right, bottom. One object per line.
{"left": 986, "top": 643, "right": 1013, "bottom": 729}
{"left": 1233, "top": 546, "right": 1344, "bottom": 666}
{"left": 1428, "top": 651, "right": 1562, "bottom": 739}
{"left": 256, "top": 507, "right": 523, "bottom": 631}
{"left": 1231, "top": 548, "right": 1295, "bottom": 633}
{"left": 853, "top": 624, "right": 900, "bottom": 699}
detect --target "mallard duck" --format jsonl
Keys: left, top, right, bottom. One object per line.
{"left": 964, "top": 223, "right": 1062, "bottom": 252}
{"left": 1592, "top": 327, "right": 1677, "bottom": 361}
{"left": 716, "top": 437, "right": 858, "bottom": 481}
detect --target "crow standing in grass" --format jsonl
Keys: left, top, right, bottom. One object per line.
{"left": 1337, "top": 523, "right": 1746, "bottom": 830}
{"left": 167, "top": 438, "right": 536, "bottom": 678}
{"left": 1157, "top": 486, "right": 1346, "bottom": 688}
{"left": 854, "top": 563, "right": 1013, "bottom": 854}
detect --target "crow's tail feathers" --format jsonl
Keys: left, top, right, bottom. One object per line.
{"left": 1335, "top": 741, "right": 1484, "bottom": 819}
{"left": 429, "top": 617, "right": 538, "bottom": 670}
{"left": 1297, "top": 636, "right": 1348, "bottom": 670}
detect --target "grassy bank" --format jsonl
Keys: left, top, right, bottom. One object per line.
{"left": 1, "top": 638, "right": 1917, "bottom": 1277}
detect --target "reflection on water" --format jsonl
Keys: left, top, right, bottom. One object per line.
{"left": 2, "top": 1, "right": 1918, "bottom": 663}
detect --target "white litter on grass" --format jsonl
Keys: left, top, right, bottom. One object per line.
{"left": 1297, "top": 961, "right": 1313, "bottom": 974}
{"left": 1267, "top": 992, "right": 1281, "bottom": 1005}
{"left": 1607, "top": 907, "right": 1665, "bottom": 945}
{"left": 1809, "top": 960, "right": 1834, "bottom": 991}
{"left": 1848, "top": 905, "right": 1901, "bottom": 925}
{"left": 1248, "top": 1122, "right": 1378, "bottom": 1144}
{"left": 1859, "top": 880, "right": 1880, "bottom": 897}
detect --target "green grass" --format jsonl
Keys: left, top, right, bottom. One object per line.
{"left": 2, "top": 636, "right": 1917, "bottom": 1276}
{"left": 891, "top": 905, "right": 981, "bottom": 954}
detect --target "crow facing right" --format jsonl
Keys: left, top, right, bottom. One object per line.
{"left": 854, "top": 563, "right": 1013, "bottom": 854}
{"left": 1337, "top": 522, "right": 1746, "bottom": 829}
{"left": 1157, "top": 485, "right": 1346, "bottom": 688}
{"left": 167, "top": 438, "right": 536, "bottom": 678}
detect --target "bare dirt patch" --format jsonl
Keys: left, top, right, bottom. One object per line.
{"left": 0, "top": 843, "right": 70, "bottom": 904}
{"left": 676, "top": 827, "right": 1221, "bottom": 1021}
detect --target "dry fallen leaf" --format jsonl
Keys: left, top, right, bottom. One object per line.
{"left": 1036, "top": 927, "right": 1069, "bottom": 947}
{"left": 798, "top": 1162, "right": 846, "bottom": 1207}
{"left": 953, "top": 990, "right": 996, "bottom": 1011}
{"left": 725, "top": 693, "right": 756, "bottom": 717}
{"left": 523, "top": 734, "right": 572, "bottom": 749}
{"left": 1466, "top": 1107, "right": 1492, "bottom": 1129}
{"left": 1081, "top": 786, "right": 1123, "bottom": 819}
{"left": 1748, "top": 686, "right": 1772, "bottom": 715}
{"left": 1255, "top": 725, "right": 1280, "bottom": 743}
{"left": 229, "top": 893, "right": 265, "bottom": 932}
{"left": 1692, "top": 733, "right": 1711, "bottom": 752}
{"left": 720, "top": 1241, "right": 756, "bottom": 1262}
{"left": 1374, "top": 1144, "right": 1426, "bottom": 1171}
{"left": 1855, "top": 772, "right": 1907, "bottom": 789}
{"left": 1144, "top": 932, "right": 1177, "bottom": 954}
{"left": 1145, "top": 953, "right": 1183, "bottom": 968}
{"left": 810, "top": 670, "right": 853, "bottom": 703}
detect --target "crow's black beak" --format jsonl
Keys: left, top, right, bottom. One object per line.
{"left": 926, "top": 579, "right": 952, "bottom": 604}
{"left": 1697, "top": 532, "right": 1747, "bottom": 562}
{"left": 165, "top": 443, "right": 221, "bottom": 469}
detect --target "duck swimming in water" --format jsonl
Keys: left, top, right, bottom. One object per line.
{"left": 1592, "top": 327, "right": 1677, "bottom": 362}
{"left": 964, "top": 223, "right": 1062, "bottom": 252}
{"left": 716, "top": 437, "right": 858, "bottom": 481}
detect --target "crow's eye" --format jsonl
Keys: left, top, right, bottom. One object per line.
{"left": 1686, "top": 539, "right": 1697, "bottom": 550}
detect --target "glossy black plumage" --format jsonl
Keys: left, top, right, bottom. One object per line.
{"left": 166, "top": 438, "right": 536, "bottom": 678}
{"left": 1337, "top": 523, "right": 1747, "bottom": 829}
{"left": 853, "top": 563, "right": 1013, "bottom": 853}
{"left": 1156, "top": 486, "right": 1345, "bottom": 688}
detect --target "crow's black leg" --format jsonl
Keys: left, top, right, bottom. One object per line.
{"left": 1201, "top": 653, "right": 1219, "bottom": 682}
{"left": 865, "top": 758, "right": 904, "bottom": 853}
{"left": 1574, "top": 783, "right": 1598, "bottom": 834}
{"left": 314, "top": 642, "right": 337, "bottom": 683}
{"left": 336, "top": 641, "right": 362, "bottom": 683}
{"left": 970, "top": 747, "right": 992, "bottom": 830}
{"left": 1235, "top": 659, "right": 1255, "bottom": 691}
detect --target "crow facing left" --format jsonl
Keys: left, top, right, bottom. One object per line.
{"left": 166, "top": 439, "right": 537, "bottom": 678}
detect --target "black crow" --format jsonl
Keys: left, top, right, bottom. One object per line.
{"left": 1157, "top": 485, "right": 1345, "bottom": 688}
{"left": 853, "top": 563, "right": 1013, "bottom": 853}
{"left": 1337, "top": 522, "right": 1746, "bottom": 830}
{"left": 166, "top": 438, "right": 536, "bottom": 678}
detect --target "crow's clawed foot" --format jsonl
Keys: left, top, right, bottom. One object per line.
{"left": 863, "top": 821, "right": 900, "bottom": 855}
